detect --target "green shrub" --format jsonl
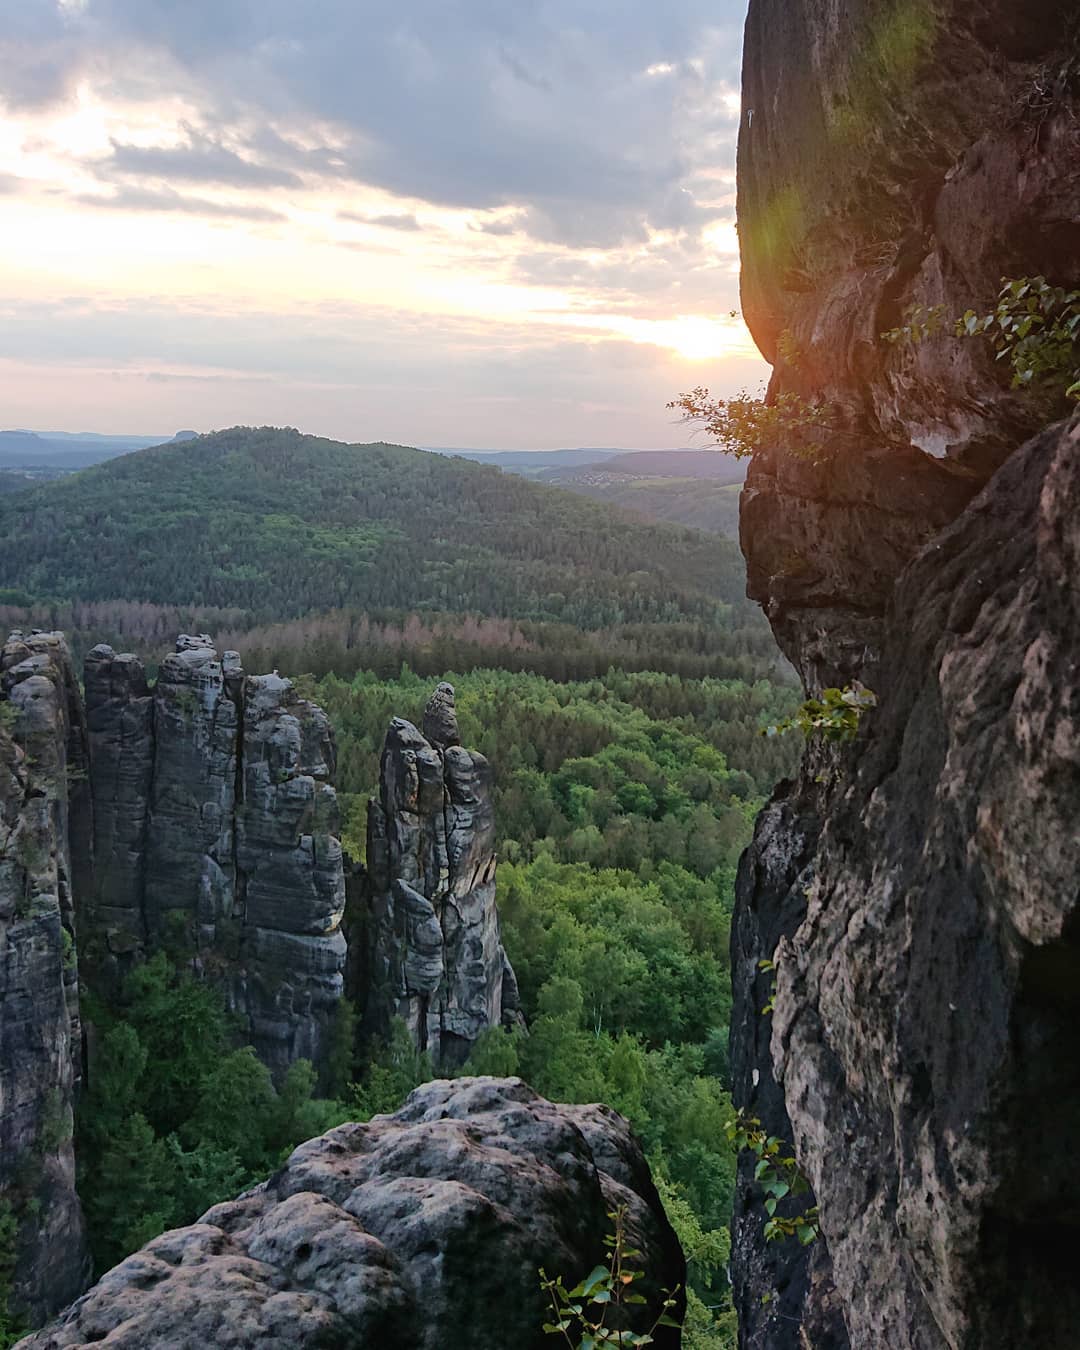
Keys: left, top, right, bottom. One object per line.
{"left": 882, "top": 276, "right": 1080, "bottom": 401}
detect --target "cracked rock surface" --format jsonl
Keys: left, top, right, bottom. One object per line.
{"left": 19, "top": 1077, "right": 683, "bottom": 1350}
{"left": 364, "top": 686, "right": 522, "bottom": 1065}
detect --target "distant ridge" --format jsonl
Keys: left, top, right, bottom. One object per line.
{"left": 0, "top": 424, "right": 751, "bottom": 624}
{"left": 0, "top": 429, "right": 192, "bottom": 470}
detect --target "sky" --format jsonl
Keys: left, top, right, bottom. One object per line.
{"left": 0, "top": 0, "right": 766, "bottom": 448}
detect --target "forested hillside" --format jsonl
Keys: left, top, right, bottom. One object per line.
{"left": 538, "top": 451, "right": 747, "bottom": 538}
{"left": 0, "top": 426, "right": 797, "bottom": 1349}
{"left": 0, "top": 427, "right": 746, "bottom": 627}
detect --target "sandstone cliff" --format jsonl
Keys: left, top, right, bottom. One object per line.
{"left": 730, "top": 2, "right": 1080, "bottom": 1347}
{"left": 19, "top": 1077, "right": 683, "bottom": 1350}
{"left": 82, "top": 635, "right": 348, "bottom": 1080}
{"left": 363, "top": 684, "right": 523, "bottom": 1066}
{"left": 0, "top": 633, "right": 91, "bottom": 1326}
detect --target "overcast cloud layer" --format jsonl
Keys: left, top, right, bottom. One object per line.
{"left": 0, "top": 0, "right": 762, "bottom": 445}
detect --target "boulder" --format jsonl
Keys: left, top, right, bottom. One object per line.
{"left": 19, "top": 1078, "right": 684, "bottom": 1350}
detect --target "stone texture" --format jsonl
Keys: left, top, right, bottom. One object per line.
{"left": 0, "top": 632, "right": 91, "bottom": 1324}
{"left": 365, "top": 691, "right": 522, "bottom": 1065}
{"left": 769, "top": 417, "right": 1080, "bottom": 1349}
{"left": 82, "top": 636, "right": 347, "bottom": 1079}
{"left": 730, "top": 3, "right": 1080, "bottom": 1344}
{"left": 736, "top": 0, "right": 1080, "bottom": 689}
{"left": 20, "top": 1077, "right": 684, "bottom": 1350}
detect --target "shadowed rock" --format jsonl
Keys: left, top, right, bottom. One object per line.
{"left": 82, "top": 636, "right": 347, "bottom": 1079}
{"left": 730, "top": 1, "right": 1080, "bottom": 1344}
{"left": 422, "top": 681, "right": 460, "bottom": 749}
{"left": 0, "top": 632, "right": 91, "bottom": 1323}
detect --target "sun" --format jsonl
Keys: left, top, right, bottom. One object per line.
{"left": 650, "top": 314, "right": 758, "bottom": 362}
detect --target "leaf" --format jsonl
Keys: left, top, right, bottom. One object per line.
{"left": 571, "top": 1266, "right": 611, "bottom": 1299}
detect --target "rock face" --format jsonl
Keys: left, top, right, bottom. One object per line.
{"left": 772, "top": 415, "right": 1080, "bottom": 1349}
{"left": 0, "top": 633, "right": 91, "bottom": 1324}
{"left": 737, "top": 0, "right": 1080, "bottom": 690}
{"left": 730, "top": 1, "right": 1080, "bottom": 1346}
{"left": 20, "top": 1077, "right": 684, "bottom": 1350}
{"left": 82, "top": 635, "right": 347, "bottom": 1080}
{"left": 364, "top": 686, "right": 522, "bottom": 1065}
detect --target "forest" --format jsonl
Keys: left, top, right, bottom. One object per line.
{"left": 64, "top": 662, "right": 800, "bottom": 1350}
{"left": 1, "top": 428, "right": 802, "bottom": 1350}
{"left": 0, "top": 427, "right": 749, "bottom": 630}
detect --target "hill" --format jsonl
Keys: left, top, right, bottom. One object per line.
{"left": 428, "top": 446, "right": 625, "bottom": 471}
{"left": 0, "top": 426, "right": 775, "bottom": 680}
{"left": 536, "top": 450, "right": 747, "bottom": 538}
{"left": 0, "top": 429, "right": 192, "bottom": 471}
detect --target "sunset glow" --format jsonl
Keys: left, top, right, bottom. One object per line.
{"left": 0, "top": 1, "right": 764, "bottom": 445}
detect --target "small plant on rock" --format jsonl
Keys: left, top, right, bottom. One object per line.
{"left": 882, "top": 276, "right": 1080, "bottom": 401}
{"left": 725, "top": 1112, "right": 819, "bottom": 1247}
{"left": 764, "top": 684, "right": 877, "bottom": 743}
{"left": 539, "top": 1205, "right": 682, "bottom": 1348}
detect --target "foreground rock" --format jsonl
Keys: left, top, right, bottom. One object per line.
{"left": 768, "top": 417, "right": 1080, "bottom": 1349}
{"left": 737, "top": 0, "right": 1079, "bottom": 692}
{"left": 364, "top": 684, "right": 522, "bottom": 1065}
{"left": 19, "top": 1077, "right": 684, "bottom": 1350}
{"left": 729, "top": 0, "right": 1080, "bottom": 1344}
{"left": 0, "top": 633, "right": 90, "bottom": 1323}
{"left": 82, "top": 636, "right": 347, "bottom": 1079}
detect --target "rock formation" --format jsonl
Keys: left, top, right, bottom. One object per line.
{"left": 0, "top": 633, "right": 91, "bottom": 1325}
{"left": 19, "top": 1077, "right": 684, "bottom": 1350}
{"left": 82, "top": 635, "right": 347, "bottom": 1080}
{"left": 730, "top": 1, "right": 1080, "bottom": 1346}
{"left": 364, "top": 684, "right": 522, "bottom": 1065}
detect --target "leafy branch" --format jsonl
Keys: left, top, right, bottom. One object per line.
{"left": 539, "top": 1205, "right": 681, "bottom": 1348}
{"left": 882, "top": 276, "right": 1080, "bottom": 400}
{"left": 724, "top": 1113, "right": 819, "bottom": 1247}
{"left": 764, "top": 684, "right": 877, "bottom": 743}
{"left": 666, "top": 387, "right": 850, "bottom": 463}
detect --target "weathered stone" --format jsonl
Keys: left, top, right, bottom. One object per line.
{"left": 422, "top": 681, "right": 460, "bottom": 749}
{"left": 736, "top": 0, "right": 1080, "bottom": 690}
{"left": 730, "top": 3, "right": 1080, "bottom": 1344}
{"left": 768, "top": 417, "right": 1080, "bottom": 1350}
{"left": 0, "top": 632, "right": 91, "bottom": 1324}
{"left": 81, "top": 637, "right": 348, "bottom": 1079}
{"left": 82, "top": 645, "right": 152, "bottom": 963}
{"left": 20, "top": 1078, "right": 684, "bottom": 1350}
{"left": 364, "top": 693, "right": 521, "bottom": 1065}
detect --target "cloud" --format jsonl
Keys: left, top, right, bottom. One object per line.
{"left": 0, "top": 173, "right": 24, "bottom": 194}
{"left": 75, "top": 185, "right": 286, "bottom": 222}
{"left": 2, "top": 0, "right": 747, "bottom": 246}
{"left": 102, "top": 129, "right": 303, "bottom": 190}
{"left": 338, "top": 210, "right": 422, "bottom": 231}
{"left": 0, "top": 294, "right": 765, "bottom": 448}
